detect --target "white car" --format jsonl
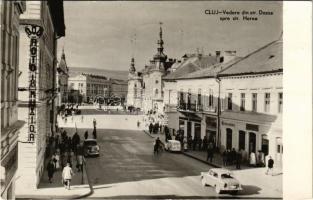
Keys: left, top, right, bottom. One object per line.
{"left": 165, "top": 140, "right": 181, "bottom": 152}
{"left": 201, "top": 168, "right": 242, "bottom": 194}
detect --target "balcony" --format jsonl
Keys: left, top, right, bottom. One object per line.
{"left": 164, "top": 104, "right": 177, "bottom": 112}
{"left": 178, "top": 102, "right": 203, "bottom": 112}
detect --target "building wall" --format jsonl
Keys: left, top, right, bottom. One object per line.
{"left": 219, "top": 73, "right": 283, "bottom": 166}
{"left": 16, "top": 1, "right": 58, "bottom": 190}
{"left": 127, "top": 77, "right": 142, "bottom": 109}
{"left": 142, "top": 71, "right": 164, "bottom": 113}
{"left": 1, "top": 1, "right": 25, "bottom": 199}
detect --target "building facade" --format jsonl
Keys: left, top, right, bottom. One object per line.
{"left": 127, "top": 24, "right": 175, "bottom": 113}
{"left": 0, "top": 1, "right": 26, "bottom": 199}
{"left": 56, "top": 48, "right": 69, "bottom": 105}
{"left": 16, "top": 0, "right": 65, "bottom": 191}
{"left": 218, "top": 39, "right": 283, "bottom": 167}
{"left": 163, "top": 38, "right": 283, "bottom": 167}
{"left": 110, "top": 79, "right": 127, "bottom": 105}
{"left": 68, "top": 73, "right": 111, "bottom": 103}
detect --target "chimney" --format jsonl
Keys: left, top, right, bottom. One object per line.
{"left": 223, "top": 51, "right": 237, "bottom": 63}
{"left": 216, "top": 51, "right": 221, "bottom": 63}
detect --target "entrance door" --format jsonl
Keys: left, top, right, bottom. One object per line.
{"left": 238, "top": 130, "right": 246, "bottom": 151}
{"left": 226, "top": 128, "right": 232, "bottom": 150}
{"left": 261, "top": 137, "right": 269, "bottom": 156}
{"left": 194, "top": 123, "right": 201, "bottom": 139}
{"left": 249, "top": 132, "right": 256, "bottom": 154}
{"left": 187, "top": 121, "right": 192, "bottom": 138}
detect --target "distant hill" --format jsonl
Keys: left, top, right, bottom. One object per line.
{"left": 69, "top": 67, "right": 128, "bottom": 80}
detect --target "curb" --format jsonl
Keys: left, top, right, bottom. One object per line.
{"left": 74, "top": 160, "right": 94, "bottom": 199}
{"left": 143, "top": 130, "right": 155, "bottom": 138}
{"left": 182, "top": 152, "right": 221, "bottom": 168}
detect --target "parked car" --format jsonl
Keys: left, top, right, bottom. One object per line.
{"left": 165, "top": 140, "right": 181, "bottom": 152}
{"left": 83, "top": 139, "right": 100, "bottom": 157}
{"left": 200, "top": 168, "right": 242, "bottom": 194}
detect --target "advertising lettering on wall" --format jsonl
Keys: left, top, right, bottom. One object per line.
{"left": 25, "top": 25, "right": 43, "bottom": 143}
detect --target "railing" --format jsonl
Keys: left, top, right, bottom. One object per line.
{"left": 178, "top": 103, "right": 203, "bottom": 112}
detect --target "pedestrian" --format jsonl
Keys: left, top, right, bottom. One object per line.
{"left": 154, "top": 137, "right": 161, "bottom": 155}
{"left": 47, "top": 159, "right": 55, "bottom": 183}
{"left": 149, "top": 123, "right": 153, "bottom": 134}
{"left": 84, "top": 131, "right": 88, "bottom": 140}
{"left": 202, "top": 135, "right": 208, "bottom": 151}
{"left": 62, "top": 163, "right": 74, "bottom": 190}
{"left": 137, "top": 120, "right": 140, "bottom": 128}
{"left": 183, "top": 137, "right": 188, "bottom": 151}
{"left": 266, "top": 156, "right": 274, "bottom": 175}
{"left": 93, "top": 118, "right": 97, "bottom": 129}
{"left": 231, "top": 148, "right": 237, "bottom": 165}
{"left": 207, "top": 143, "right": 214, "bottom": 163}
{"left": 236, "top": 150, "right": 242, "bottom": 169}
{"left": 72, "top": 132, "right": 80, "bottom": 154}
{"left": 192, "top": 137, "right": 197, "bottom": 151}
{"left": 222, "top": 150, "right": 227, "bottom": 166}
{"left": 81, "top": 115, "right": 84, "bottom": 123}
{"left": 249, "top": 151, "right": 256, "bottom": 167}
{"left": 76, "top": 154, "right": 84, "bottom": 172}
{"left": 92, "top": 128, "right": 97, "bottom": 139}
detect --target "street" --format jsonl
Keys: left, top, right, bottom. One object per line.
{"left": 64, "top": 127, "right": 270, "bottom": 199}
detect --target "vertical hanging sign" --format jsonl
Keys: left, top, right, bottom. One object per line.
{"left": 25, "top": 25, "right": 43, "bottom": 143}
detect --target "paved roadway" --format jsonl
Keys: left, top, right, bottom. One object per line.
{"left": 64, "top": 128, "right": 266, "bottom": 199}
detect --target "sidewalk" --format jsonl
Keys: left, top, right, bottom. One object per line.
{"left": 16, "top": 163, "right": 91, "bottom": 199}
{"left": 143, "top": 130, "right": 282, "bottom": 198}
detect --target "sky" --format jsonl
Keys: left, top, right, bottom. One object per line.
{"left": 57, "top": 1, "right": 282, "bottom": 72}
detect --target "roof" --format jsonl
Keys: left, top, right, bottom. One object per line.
{"left": 82, "top": 73, "right": 108, "bottom": 80}
{"left": 163, "top": 54, "right": 218, "bottom": 80}
{"left": 177, "top": 57, "right": 241, "bottom": 80}
{"left": 218, "top": 39, "right": 282, "bottom": 77}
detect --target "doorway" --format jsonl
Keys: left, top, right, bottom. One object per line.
{"left": 226, "top": 128, "right": 232, "bottom": 150}
{"left": 249, "top": 132, "right": 256, "bottom": 154}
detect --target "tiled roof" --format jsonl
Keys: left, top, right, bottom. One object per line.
{"left": 163, "top": 62, "right": 201, "bottom": 80}
{"left": 163, "top": 55, "right": 218, "bottom": 80}
{"left": 177, "top": 57, "right": 241, "bottom": 79}
{"left": 218, "top": 39, "right": 282, "bottom": 77}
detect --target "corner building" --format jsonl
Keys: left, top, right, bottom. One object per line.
{"left": 16, "top": 0, "right": 65, "bottom": 191}
{"left": 1, "top": 1, "right": 26, "bottom": 199}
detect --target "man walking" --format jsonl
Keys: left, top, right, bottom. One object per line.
{"left": 62, "top": 163, "right": 74, "bottom": 190}
{"left": 84, "top": 130, "right": 88, "bottom": 140}
{"left": 266, "top": 156, "right": 274, "bottom": 175}
{"left": 93, "top": 118, "right": 97, "bottom": 129}
{"left": 47, "top": 159, "right": 55, "bottom": 183}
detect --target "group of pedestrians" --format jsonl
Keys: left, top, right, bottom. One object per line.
{"left": 46, "top": 128, "right": 86, "bottom": 190}
{"left": 222, "top": 148, "right": 243, "bottom": 169}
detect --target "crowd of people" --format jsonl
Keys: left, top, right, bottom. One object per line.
{"left": 45, "top": 120, "right": 99, "bottom": 190}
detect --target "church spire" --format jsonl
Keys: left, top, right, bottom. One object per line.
{"left": 129, "top": 57, "right": 136, "bottom": 73}
{"left": 157, "top": 22, "right": 164, "bottom": 55}
{"left": 61, "top": 47, "right": 65, "bottom": 60}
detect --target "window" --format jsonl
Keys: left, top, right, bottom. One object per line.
{"left": 240, "top": 93, "right": 245, "bottom": 111}
{"left": 227, "top": 93, "right": 232, "bottom": 110}
{"left": 209, "top": 89, "right": 213, "bottom": 108}
{"left": 239, "top": 130, "right": 246, "bottom": 151}
{"left": 252, "top": 93, "right": 257, "bottom": 112}
{"left": 155, "top": 80, "right": 159, "bottom": 84}
{"left": 278, "top": 92, "right": 283, "bottom": 113}
{"left": 277, "top": 145, "right": 281, "bottom": 153}
{"left": 264, "top": 93, "right": 270, "bottom": 112}
{"left": 155, "top": 89, "right": 159, "bottom": 96}
{"left": 197, "top": 89, "right": 202, "bottom": 105}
